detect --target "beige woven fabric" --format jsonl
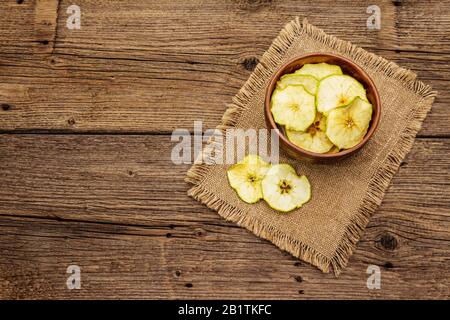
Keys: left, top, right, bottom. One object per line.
{"left": 186, "top": 18, "right": 436, "bottom": 275}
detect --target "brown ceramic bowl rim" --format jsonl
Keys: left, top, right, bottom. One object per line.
{"left": 264, "top": 53, "right": 381, "bottom": 159}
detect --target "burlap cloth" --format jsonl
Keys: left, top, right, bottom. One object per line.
{"left": 186, "top": 18, "right": 436, "bottom": 275}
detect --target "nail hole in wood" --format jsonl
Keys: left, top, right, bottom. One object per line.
{"left": 380, "top": 233, "right": 398, "bottom": 251}
{"left": 241, "top": 57, "right": 259, "bottom": 71}
{"left": 196, "top": 230, "right": 204, "bottom": 237}
{"left": 185, "top": 283, "right": 193, "bottom": 288}
{"left": 1, "top": 104, "right": 11, "bottom": 111}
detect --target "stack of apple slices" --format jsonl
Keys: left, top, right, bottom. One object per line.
{"left": 227, "top": 155, "right": 311, "bottom": 212}
{"left": 271, "top": 63, "right": 373, "bottom": 153}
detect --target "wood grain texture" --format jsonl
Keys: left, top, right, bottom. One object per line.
{"left": 0, "top": 135, "right": 448, "bottom": 226}
{"left": 0, "top": 135, "right": 448, "bottom": 299}
{"left": 0, "top": 0, "right": 448, "bottom": 135}
{"left": 0, "top": 0, "right": 449, "bottom": 300}
{"left": 0, "top": 213, "right": 448, "bottom": 300}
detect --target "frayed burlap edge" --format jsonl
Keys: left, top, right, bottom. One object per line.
{"left": 185, "top": 17, "right": 437, "bottom": 276}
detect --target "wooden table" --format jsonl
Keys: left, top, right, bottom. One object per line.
{"left": 0, "top": 0, "right": 449, "bottom": 299}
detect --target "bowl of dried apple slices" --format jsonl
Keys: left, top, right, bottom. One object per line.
{"left": 264, "top": 53, "right": 381, "bottom": 161}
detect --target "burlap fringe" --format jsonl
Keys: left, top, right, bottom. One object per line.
{"left": 187, "top": 185, "right": 333, "bottom": 273}
{"left": 186, "top": 17, "right": 437, "bottom": 275}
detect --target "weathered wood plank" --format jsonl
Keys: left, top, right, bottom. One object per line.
{"left": 0, "top": 0, "right": 448, "bottom": 135}
{"left": 0, "top": 135, "right": 448, "bottom": 226}
{"left": 0, "top": 51, "right": 447, "bottom": 136}
{"left": 6, "top": 0, "right": 449, "bottom": 55}
{"left": 0, "top": 206, "right": 448, "bottom": 299}
{"left": 0, "top": 0, "right": 448, "bottom": 301}
{"left": 0, "top": 134, "right": 448, "bottom": 299}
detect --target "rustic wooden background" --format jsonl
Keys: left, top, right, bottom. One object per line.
{"left": 0, "top": 0, "right": 449, "bottom": 299}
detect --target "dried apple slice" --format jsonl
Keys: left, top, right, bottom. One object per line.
{"left": 277, "top": 74, "right": 318, "bottom": 95}
{"left": 227, "top": 155, "right": 271, "bottom": 204}
{"left": 326, "top": 97, "right": 373, "bottom": 149}
{"left": 271, "top": 85, "right": 316, "bottom": 131}
{"left": 326, "top": 146, "right": 340, "bottom": 154}
{"left": 286, "top": 113, "right": 333, "bottom": 153}
{"left": 262, "top": 164, "right": 311, "bottom": 212}
{"left": 317, "top": 75, "right": 367, "bottom": 115}
{"left": 295, "top": 63, "right": 343, "bottom": 80}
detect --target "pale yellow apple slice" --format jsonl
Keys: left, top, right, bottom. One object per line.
{"left": 277, "top": 74, "right": 318, "bottom": 95}
{"left": 317, "top": 75, "right": 367, "bottom": 115}
{"left": 271, "top": 85, "right": 316, "bottom": 131}
{"left": 326, "top": 97, "right": 373, "bottom": 149}
{"left": 261, "top": 164, "right": 311, "bottom": 212}
{"left": 326, "top": 146, "right": 341, "bottom": 154}
{"left": 286, "top": 113, "right": 333, "bottom": 153}
{"left": 295, "top": 63, "right": 343, "bottom": 80}
{"left": 227, "top": 155, "right": 271, "bottom": 204}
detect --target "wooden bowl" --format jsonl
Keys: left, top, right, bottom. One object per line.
{"left": 264, "top": 53, "right": 381, "bottom": 161}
